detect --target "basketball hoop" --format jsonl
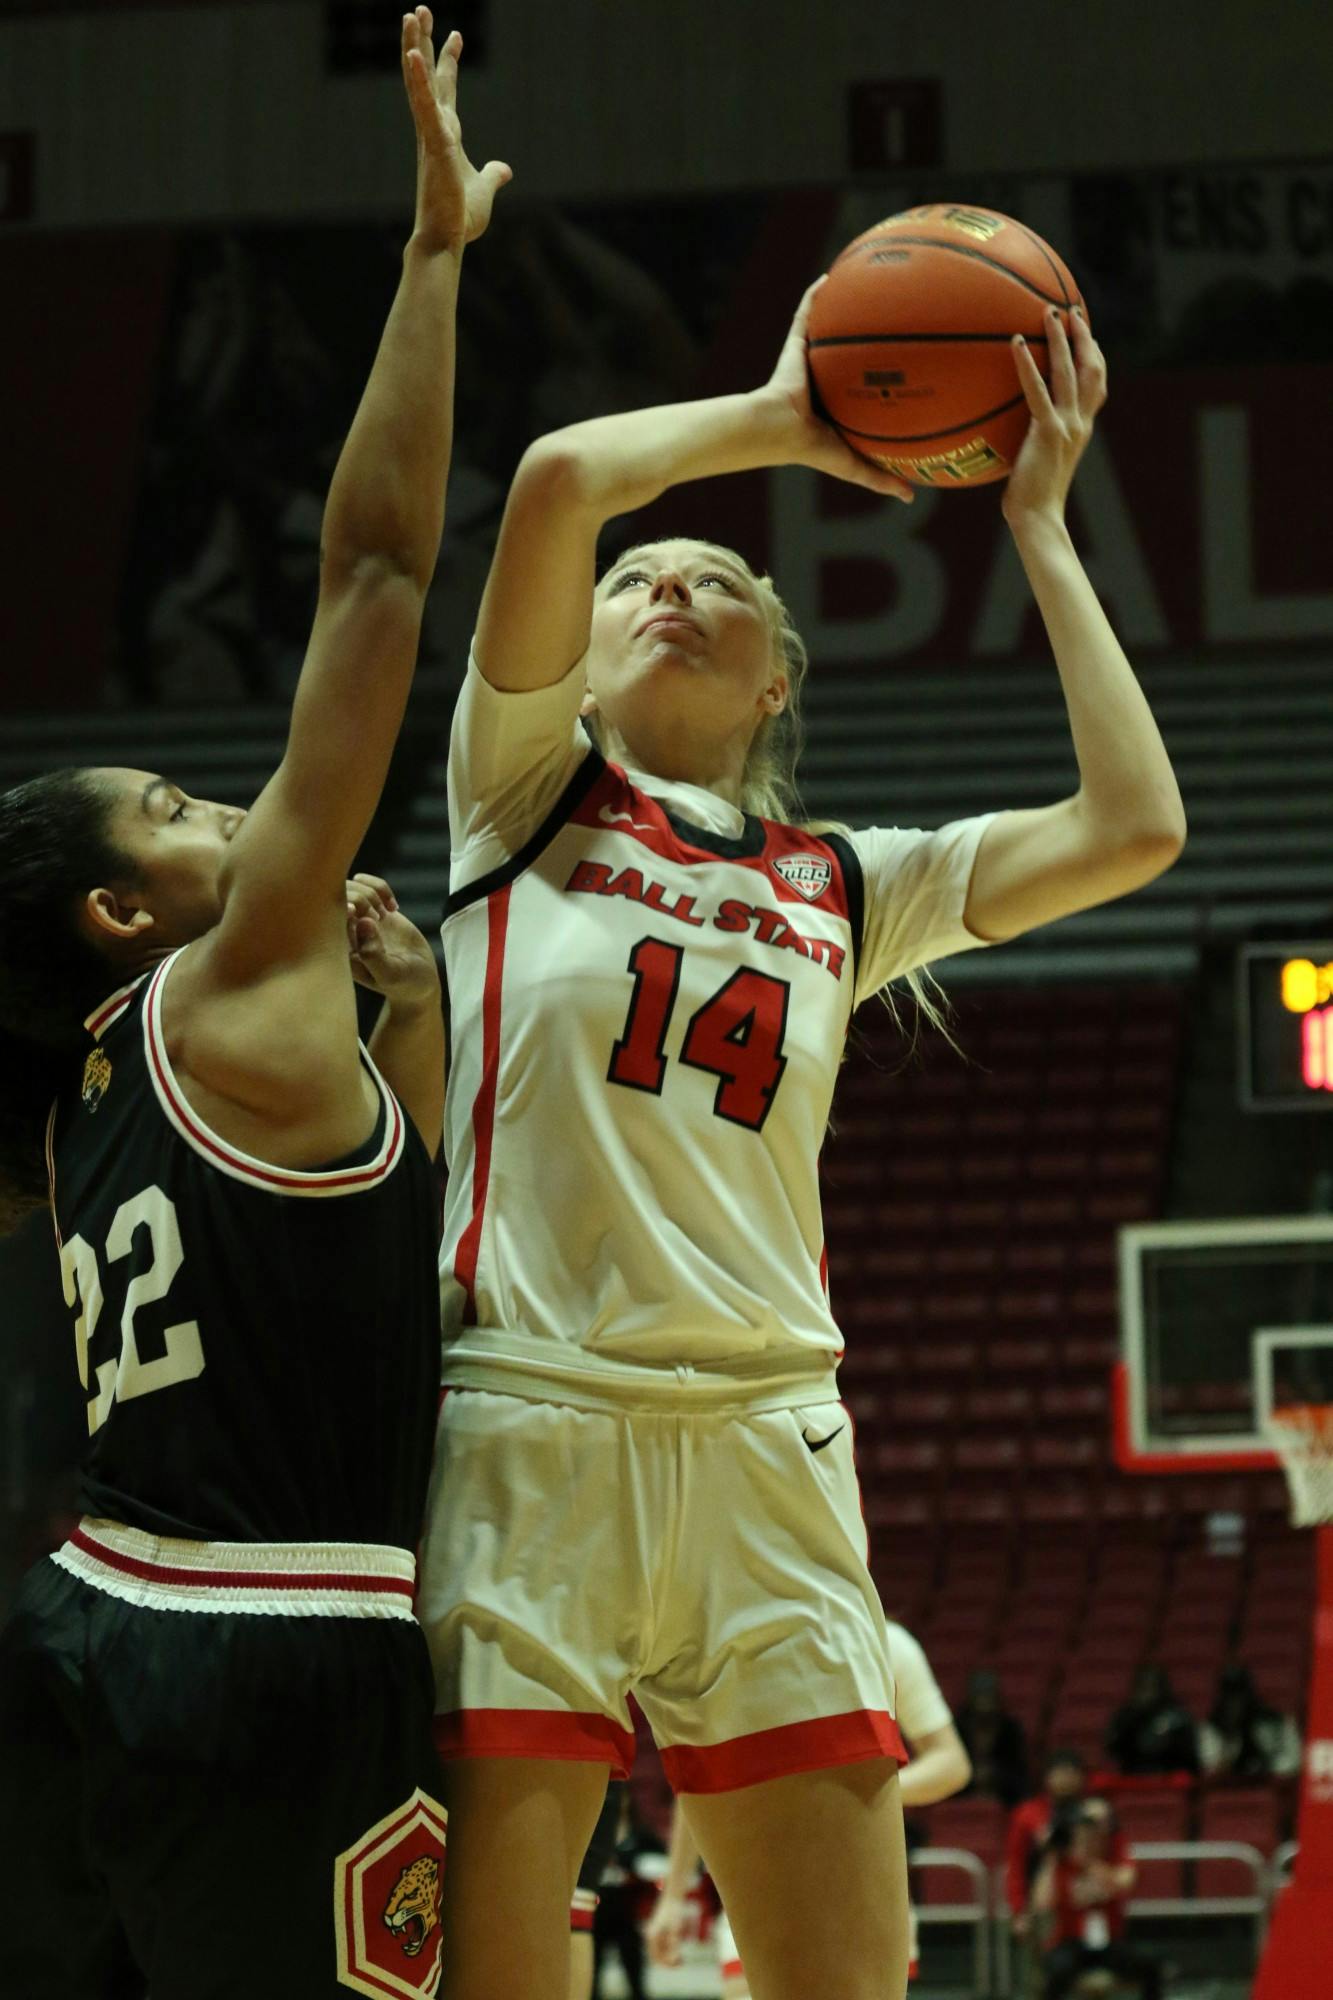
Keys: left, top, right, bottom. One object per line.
{"left": 1264, "top": 1403, "right": 1333, "bottom": 1528}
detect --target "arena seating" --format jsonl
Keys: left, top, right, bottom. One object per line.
{"left": 821, "top": 979, "right": 1313, "bottom": 1807}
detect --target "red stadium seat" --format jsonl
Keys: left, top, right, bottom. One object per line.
{"left": 963, "top": 1386, "right": 1035, "bottom": 1428}
{"left": 1196, "top": 1788, "right": 1282, "bottom": 1893}
{"left": 942, "top": 1487, "right": 1019, "bottom": 1528}
{"left": 1038, "top": 1382, "right": 1110, "bottom": 1423}
{"left": 987, "top": 1337, "right": 1059, "bottom": 1379}
{"left": 916, "top": 1796, "right": 1008, "bottom": 1892}
{"left": 866, "top": 1438, "right": 946, "bottom": 1481}
{"left": 1029, "top": 1435, "right": 1102, "bottom": 1473}
{"left": 1116, "top": 1792, "right": 1190, "bottom": 1897}
{"left": 953, "top": 1436, "right": 1026, "bottom": 1477}
{"left": 1020, "top": 1483, "right": 1098, "bottom": 1525}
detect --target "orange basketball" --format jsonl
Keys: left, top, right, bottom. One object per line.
{"left": 807, "top": 204, "right": 1085, "bottom": 488}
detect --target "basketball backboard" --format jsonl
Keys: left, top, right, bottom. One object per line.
{"left": 1116, "top": 1216, "right": 1333, "bottom": 1472}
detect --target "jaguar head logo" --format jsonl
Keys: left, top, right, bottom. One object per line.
{"left": 382, "top": 1853, "right": 442, "bottom": 1960}
{"left": 81, "top": 1048, "right": 112, "bottom": 1113}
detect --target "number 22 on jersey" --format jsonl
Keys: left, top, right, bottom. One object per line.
{"left": 608, "top": 937, "right": 790, "bottom": 1130}
{"left": 58, "top": 1185, "right": 204, "bottom": 1435}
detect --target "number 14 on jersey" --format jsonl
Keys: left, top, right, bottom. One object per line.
{"left": 608, "top": 938, "right": 790, "bottom": 1132}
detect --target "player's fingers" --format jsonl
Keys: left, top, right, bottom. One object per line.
{"left": 351, "top": 872, "right": 399, "bottom": 912}
{"left": 403, "top": 41, "right": 438, "bottom": 137}
{"left": 346, "top": 886, "right": 382, "bottom": 923}
{"left": 1045, "top": 308, "right": 1078, "bottom": 409}
{"left": 478, "top": 158, "right": 514, "bottom": 200}
{"left": 788, "top": 276, "right": 826, "bottom": 345}
{"left": 416, "top": 5, "right": 436, "bottom": 71}
{"left": 829, "top": 443, "right": 914, "bottom": 502}
{"left": 436, "top": 26, "right": 461, "bottom": 108}
{"left": 1072, "top": 308, "right": 1109, "bottom": 413}
{"left": 1012, "top": 332, "right": 1056, "bottom": 421}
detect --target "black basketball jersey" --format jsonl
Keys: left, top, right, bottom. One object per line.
{"left": 45, "top": 949, "right": 442, "bottom": 1549}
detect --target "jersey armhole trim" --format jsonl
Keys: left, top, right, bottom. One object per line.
{"left": 142, "top": 951, "right": 406, "bottom": 1198}
{"left": 821, "top": 832, "right": 865, "bottom": 984}
{"left": 444, "top": 744, "right": 606, "bottom": 923}
{"left": 44, "top": 1100, "right": 62, "bottom": 1250}
{"left": 84, "top": 974, "right": 149, "bottom": 1040}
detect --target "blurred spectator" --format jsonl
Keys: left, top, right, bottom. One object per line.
{"left": 1006, "top": 1748, "right": 1087, "bottom": 1938}
{"left": 118, "top": 233, "right": 339, "bottom": 702}
{"left": 956, "top": 1669, "right": 1030, "bottom": 1807}
{"left": 1034, "top": 1798, "right": 1162, "bottom": 1999}
{"left": 1106, "top": 1664, "right": 1199, "bottom": 1777}
{"left": 1198, "top": 1663, "right": 1303, "bottom": 1780}
{"left": 591, "top": 1789, "right": 663, "bottom": 2000}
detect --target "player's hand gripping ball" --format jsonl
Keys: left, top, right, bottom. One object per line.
{"left": 806, "top": 204, "right": 1087, "bottom": 488}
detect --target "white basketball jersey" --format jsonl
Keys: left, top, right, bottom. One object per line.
{"left": 438, "top": 658, "right": 993, "bottom": 1407}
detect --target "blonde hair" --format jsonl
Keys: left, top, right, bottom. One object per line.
{"left": 596, "top": 540, "right": 957, "bottom": 1052}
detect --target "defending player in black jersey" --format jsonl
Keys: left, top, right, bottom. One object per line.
{"left": 0, "top": 17, "right": 508, "bottom": 1999}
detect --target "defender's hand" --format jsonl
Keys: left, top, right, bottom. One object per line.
{"left": 402, "top": 10, "right": 511, "bottom": 253}
{"left": 346, "top": 875, "right": 440, "bottom": 1008}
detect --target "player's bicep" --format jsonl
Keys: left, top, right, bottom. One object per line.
{"left": 963, "top": 798, "right": 1183, "bottom": 942}
{"left": 169, "top": 944, "right": 365, "bottom": 1130}
{"left": 474, "top": 440, "right": 602, "bottom": 693}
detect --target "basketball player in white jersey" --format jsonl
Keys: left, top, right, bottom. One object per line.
{"left": 418, "top": 293, "right": 1185, "bottom": 2000}
{"left": 647, "top": 1619, "right": 970, "bottom": 1993}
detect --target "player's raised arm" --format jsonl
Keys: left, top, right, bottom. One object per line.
{"left": 961, "top": 312, "right": 1186, "bottom": 943}
{"left": 473, "top": 281, "right": 914, "bottom": 696}
{"left": 211, "top": 13, "right": 509, "bottom": 971}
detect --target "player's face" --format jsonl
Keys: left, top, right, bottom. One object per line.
{"left": 587, "top": 542, "right": 785, "bottom": 764}
{"left": 93, "top": 767, "right": 246, "bottom": 944}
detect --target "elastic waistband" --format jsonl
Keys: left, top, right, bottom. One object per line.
{"left": 53, "top": 1518, "right": 417, "bottom": 1621}
{"left": 440, "top": 1340, "right": 840, "bottom": 1416}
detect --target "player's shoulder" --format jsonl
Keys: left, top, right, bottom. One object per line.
{"left": 154, "top": 934, "right": 365, "bottom": 1120}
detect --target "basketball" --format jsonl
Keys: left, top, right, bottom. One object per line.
{"left": 807, "top": 204, "right": 1086, "bottom": 488}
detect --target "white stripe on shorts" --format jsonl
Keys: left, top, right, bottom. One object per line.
{"left": 52, "top": 1516, "right": 417, "bottom": 1620}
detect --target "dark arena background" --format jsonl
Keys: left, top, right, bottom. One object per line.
{"left": 2, "top": 3, "right": 1332, "bottom": 1996}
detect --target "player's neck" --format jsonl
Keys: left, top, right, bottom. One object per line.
{"left": 600, "top": 720, "right": 747, "bottom": 811}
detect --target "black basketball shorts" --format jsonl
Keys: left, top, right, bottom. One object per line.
{"left": 0, "top": 1530, "right": 446, "bottom": 2000}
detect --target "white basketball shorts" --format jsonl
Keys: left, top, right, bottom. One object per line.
{"left": 416, "top": 1389, "right": 904, "bottom": 1791}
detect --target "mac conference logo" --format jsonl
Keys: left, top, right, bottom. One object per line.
{"left": 772, "top": 854, "right": 832, "bottom": 903}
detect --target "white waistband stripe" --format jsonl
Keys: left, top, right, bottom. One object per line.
{"left": 54, "top": 1518, "right": 417, "bottom": 1621}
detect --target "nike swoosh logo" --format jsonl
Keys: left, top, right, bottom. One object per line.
{"left": 803, "top": 1426, "right": 844, "bottom": 1454}
{"left": 598, "top": 803, "right": 656, "bottom": 831}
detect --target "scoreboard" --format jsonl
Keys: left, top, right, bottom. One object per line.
{"left": 1239, "top": 943, "right": 1333, "bottom": 1111}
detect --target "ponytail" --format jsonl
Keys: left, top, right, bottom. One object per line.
{"left": 0, "top": 769, "right": 136, "bottom": 1235}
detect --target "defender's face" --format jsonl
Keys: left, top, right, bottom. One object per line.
{"left": 93, "top": 766, "right": 246, "bottom": 944}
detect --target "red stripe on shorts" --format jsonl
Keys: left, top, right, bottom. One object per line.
{"left": 660, "top": 1709, "right": 906, "bottom": 1793}
{"left": 434, "top": 1706, "right": 636, "bottom": 1776}
{"left": 69, "top": 1527, "right": 415, "bottom": 1597}
{"left": 453, "top": 887, "right": 510, "bottom": 1323}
